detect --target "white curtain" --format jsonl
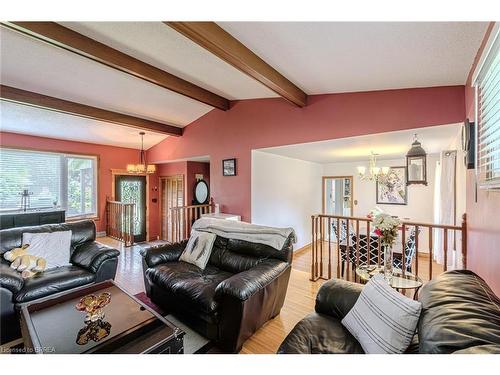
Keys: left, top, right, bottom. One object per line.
{"left": 433, "top": 151, "right": 462, "bottom": 269}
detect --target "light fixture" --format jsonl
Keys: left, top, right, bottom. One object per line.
{"left": 357, "top": 152, "right": 389, "bottom": 181}
{"left": 406, "top": 134, "right": 427, "bottom": 185}
{"left": 127, "top": 132, "right": 156, "bottom": 175}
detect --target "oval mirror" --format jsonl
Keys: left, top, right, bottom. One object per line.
{"left": 194, "top": 180, "right": 209, "bottom": 204}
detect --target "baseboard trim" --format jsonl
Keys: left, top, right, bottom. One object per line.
{"left": 293, "top": 243, "right": 311, "bottom": 255}
{"left": 96, "top": 231, "right": 106, "bottom": 238}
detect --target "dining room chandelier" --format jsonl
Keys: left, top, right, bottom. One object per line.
{"left": 127, "top": 132, "right": 156, "bottom": 174}
{"left": 357, "top": 152, "right": 389, "bottom": 181}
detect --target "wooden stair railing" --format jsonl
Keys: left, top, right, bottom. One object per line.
{"left": 106, "top": 200, "right": 135, "bottom": 247}
{"left": 170, "top": 203, "right": 214, "bottom": 243}
{"left": 310, "top": 213, "right": 467, "bottom": 283}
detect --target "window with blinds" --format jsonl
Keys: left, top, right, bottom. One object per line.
{"left": 475, "top": 29, "right": 500, "bottom": 189}
{"left": 0, "top": 148, "right": 98, "bottom": 218}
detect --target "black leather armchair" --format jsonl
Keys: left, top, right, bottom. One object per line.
{"left": 142, "top": 235, "right": 294, "bottom": 353}
{"left": 0, "top": 220, "right": 120, "bottom": 344}
{"left": 278, "top": 270, "right": 500, "bottom": 354}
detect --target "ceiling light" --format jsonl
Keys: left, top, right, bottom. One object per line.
{"left": 127, "top": 132, "right": 156, "bottom": 175}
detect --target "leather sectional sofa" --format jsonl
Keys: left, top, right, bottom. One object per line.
{"left": 0, "top": 220, "right": 120, "bottom": 344}
{"left": 141, "top": 234, "right": 294, "bottom": 353}
{"left": 278, "top": 270, "right": 500, "bottom": 354}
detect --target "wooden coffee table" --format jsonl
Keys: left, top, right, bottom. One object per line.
{"left": 19, "top": 280, "right": 184, "bottom": 354}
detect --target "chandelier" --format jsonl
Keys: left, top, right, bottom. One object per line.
{"left": 357, "top": 152, "right": 389, "bottom": 181}
{"left": 127, "top": 132, "right": 156, "bottom": 174}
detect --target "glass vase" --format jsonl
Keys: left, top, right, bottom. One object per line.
{"left": 383, "top": 244, "right": 393, "bottom": 283}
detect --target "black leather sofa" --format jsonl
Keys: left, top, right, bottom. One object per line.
{"left": 0, "top": 220, "right": 120, "bottom": 344}
{"left": 278, "top": 270, "right": 500, "bottom": 354}
{"left": 141, "top": 234, "right": 294, "bottom": 353}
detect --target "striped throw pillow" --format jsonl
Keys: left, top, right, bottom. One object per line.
{"left": 341, "top": 274, "right": 422, "bottom": 354}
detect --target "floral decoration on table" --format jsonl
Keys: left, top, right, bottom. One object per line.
{"left": 370, "top": 210, "right": 401, "bottom": 282}
{"left": 372, "top": 213, "right": 401, "bottom": 247}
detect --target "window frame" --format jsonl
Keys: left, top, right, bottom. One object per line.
{"left": 0, "top": 146, "right": 100, "bottom": 221}
{"left": 473, "top": 23, "right": 500, "bottom": 190}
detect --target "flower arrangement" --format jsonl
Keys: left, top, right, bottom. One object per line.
{"left": 372, "top": 212, "right": 401, "bottom": 247}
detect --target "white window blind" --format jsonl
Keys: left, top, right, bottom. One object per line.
{"left": 0, "top": 148, "right": 98, "bottom": 218}
{"left": 475, "top": 29, "right": 500, "bottom": 188}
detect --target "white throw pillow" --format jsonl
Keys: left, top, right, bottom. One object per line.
{"left": 22, "top": 231, "right": 72, "bottom": 270}
{"left": 341, "top": 274, "right": 422, "bottom": 354}
{"left": 179, "top": 230, "right": 216, "bottom": 270}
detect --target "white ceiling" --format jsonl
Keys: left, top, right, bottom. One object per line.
{"left": 0, "top": 101, "right": 167, "bottom": 149}
{"left": 59, "top": 22, "right": 278, "bottom": 100}
{"left": 0, "top": 26, "right": 213, "bottom": 127}
{"left": 258, "top": 123, "right": 462, "bottom": 163}
{"left": 219, "top": 22, "right": 488, "bottom": 93}
{"left": 0, "top": 22, "right": 487, "bottom": 149}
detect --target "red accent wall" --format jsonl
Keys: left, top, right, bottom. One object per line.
{"left": 0, "top": 132, "right": 139, "bottom": 233}
{"left": 148, "top": 161, "right": 210, "bottom": 240}
{"left": 186, "top": 161, "right": 210, "bottom": 205}
{"left": 147, "top": 86, "right": 466, "bottom": 222}
{"left": 464, "top": 22, "right": 500, "bottom": 295}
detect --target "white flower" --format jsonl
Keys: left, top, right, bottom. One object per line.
{"left": 372, "top": 212, "right": 400, "bottom": 231}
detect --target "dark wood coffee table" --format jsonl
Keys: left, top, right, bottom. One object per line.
{"left": 19, "top": 280, "right": 184, "bottom": 354}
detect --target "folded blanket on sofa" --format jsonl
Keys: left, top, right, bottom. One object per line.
{"left": 191, "top": 217, "right": 296, "bottom": 250}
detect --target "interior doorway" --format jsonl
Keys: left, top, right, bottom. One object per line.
{"left": 114, "top": 175, "right": 147, "bottom": 243}
{"left": 322, "top": 176, "right": 354, "bottom": 216}
{"left": 160, "top": 175, "right": 185, "bottom": 242}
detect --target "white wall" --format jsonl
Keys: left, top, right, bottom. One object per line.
{"left": 322, "top": 155, "right": 439, "bottom": 252}
{"left": 322, "top": 155, "right": 439, "bottom": 221}
{"left": 251, "top": 150, "right": 322, "bottom": 250}
{"left": 252, "top": 150, "right": 466, "bottom": 253}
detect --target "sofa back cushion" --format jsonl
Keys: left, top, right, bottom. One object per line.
{"left": 0, "top": 220, "right": 96, "bottom": 256}
{"left": 208, "top": 234, "right": 293, "bottom": 274}
{"left": 418, "top": 270, "right": 500, "bottom": 353}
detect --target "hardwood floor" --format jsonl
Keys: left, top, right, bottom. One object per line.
{"left": 97, "top": 237, "right": 441, "bottom": 354}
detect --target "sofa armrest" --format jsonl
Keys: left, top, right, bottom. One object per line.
{"left": 215, "top": 259, "right": 289, "bottom": 302}
{"left": 71, "top": 241, "right": 120, "bottom": 273}
{"left": 315, "top": 278, "right": 363, "bottom": 319}
{"left": 0, "top": 262, "right": 24, "bottom": 294}
{"left": 140, "top": 241, "right": 187, "bottom": 268}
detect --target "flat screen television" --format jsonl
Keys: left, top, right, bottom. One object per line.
{"left": 461, "top": 118, "right": 475, "bottom": 169}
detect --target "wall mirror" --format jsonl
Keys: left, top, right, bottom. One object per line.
{"left": 193, "top": 180, "right": 209, "bottom": 204}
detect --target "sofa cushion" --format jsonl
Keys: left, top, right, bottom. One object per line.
{"left": 208, "top": 235, "right": 294, "bottom": 274}
{"left": 22, "top": 231, "right": 72, "bottom": 270}
{"left": 418, "top": 270, "right": 500, "bottom": 354}
{"left": 0, "top": 220, "right": 96, "bottom": 256}
{"left": 341, "top": 274, "right": 421, "bottom": 354}
{"left": 146, "top": 262, "right": 233, "bottom": 315}
{"left": 15, "top": 265, "right": 95, "bottom": 303}
{"left": 277, "top": 312, "right": 364, "bottom": 354}
{"left": 71, "top": 241, "right": 120, "bottom": 273}
{"left": 0, "top": 261, "right": 24, "bottom": 294}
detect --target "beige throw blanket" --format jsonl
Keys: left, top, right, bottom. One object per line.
{"left": 191, "top": 218, "right": 296, "bottom": 250}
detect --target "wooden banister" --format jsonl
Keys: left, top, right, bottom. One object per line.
{"left": 310, "top": 213, "right": 467, "bottom": 283}
{"left": 106, "top": 200, "right": 135, "bottom": 246}
{"left": 169, "top": 203, "right": 214, "bottom": 243}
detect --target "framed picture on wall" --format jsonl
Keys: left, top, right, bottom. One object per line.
{"left": 376, "top": 166, "right": 408, "bottom": 205}
{"left": 222, "top": 158, "right": 237, "bottom": 176}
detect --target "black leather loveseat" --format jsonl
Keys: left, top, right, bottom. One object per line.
{"left": 141, "top": 234, "right": 294, "bottom": 353}
{"left": 0, "top": 220, "right": 120, "bottom": 344}
{"left": 278, "top": 270, "right": 500, "bottom": 354}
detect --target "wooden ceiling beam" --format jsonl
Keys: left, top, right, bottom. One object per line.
{"left": 166, "top": 22, "right": 308, "bottom": 107}
{"left": 0, "top": 85, "right": 183, "bottom": 136}
{"left": 2, "top": 22, "right": 230, "bottom": 111}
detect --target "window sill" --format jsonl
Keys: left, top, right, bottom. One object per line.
{"left": 66, "top": 215, "right": 100, "bottom": 222}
